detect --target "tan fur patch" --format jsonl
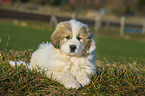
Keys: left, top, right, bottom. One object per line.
{"left": 50, "top": 22, "right": 72, "bottom": 48}
{"left": 78, "top": 26, "right": 95, "bottom": 55}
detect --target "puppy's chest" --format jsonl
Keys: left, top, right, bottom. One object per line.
{"left": 66, "top": 57, "right": 88, "bottom": 72}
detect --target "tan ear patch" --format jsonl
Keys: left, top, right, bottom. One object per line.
{"left": 79, "top": 26, "right": 96, "bottom": 55}
{"left": 50, "top": 22, "right": 72, "bottom": 48}
{"left": 50, "top": 31, "right": 60, "bottom": 48}
{"left": 87, "top": 34, "right": 96, "bottom": 53}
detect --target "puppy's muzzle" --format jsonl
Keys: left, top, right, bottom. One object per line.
{"left": 70, "top": 45, "right": 76, "bottom": 53}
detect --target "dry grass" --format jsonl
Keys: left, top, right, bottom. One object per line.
{"left": 0, "top": 50, "right": 145, "bottom": 95}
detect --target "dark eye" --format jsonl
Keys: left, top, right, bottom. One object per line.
{"left": 66, "top": 36, "right": 70, "bottom": 39}
{"left": 88, "top": 36, "right": 91, "bottom": 39}
{"left": 77, "top": 36, "right": 81, "bottom": 40}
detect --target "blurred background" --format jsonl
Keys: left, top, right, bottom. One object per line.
{"left": 0, "top": 0, "right": 145, "bottom": 36}
{"left": 0, "top": 0, "right": 145, "bottom": 62}
{"left": 0, "top": 0, "right": 145, "bottom": 16}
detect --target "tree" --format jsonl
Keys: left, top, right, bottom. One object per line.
{"left": 137, "top": 0, "right": 145, "bottom": 15}
{"left": 137, "top": 0, "right": 145, "bottom": 10}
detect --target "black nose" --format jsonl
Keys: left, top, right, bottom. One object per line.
{"left": 70, "top": 45, "right": 76, "bottom": 52}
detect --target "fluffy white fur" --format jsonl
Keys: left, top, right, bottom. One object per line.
{"left": 10, "top": 20, "right": 97, "bottom": 89}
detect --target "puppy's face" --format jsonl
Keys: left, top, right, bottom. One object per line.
{"left": 50, "top": 20, "right": 96, "bottom": 56}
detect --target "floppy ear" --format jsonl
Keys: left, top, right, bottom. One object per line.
{"left": 50, "top": 22, "right": 70, "bottom": 48}
{"left": 87, "top": 34, "right": 96, "bottom": 53}
{"left": 50, "top": 31, "right": 60, "bottom": 48}
{"left": 50, "top": 22, "right": 64, "bottom": 48}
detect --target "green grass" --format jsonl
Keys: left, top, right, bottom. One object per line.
{"left": 0, "top": 22, "right": 145, "bottom": 63}
{"left": 0, "top": 20, "right": 145, "bottom": 95}
{"left": 96, "top": 36, "right": 145, "bottom": 64}
{"left": 0, "top": 22, "right": 51, "bottom": 50}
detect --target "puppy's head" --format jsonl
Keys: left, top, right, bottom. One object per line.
{"left": 50, "top": 20, "right": 96, "bottom": 56}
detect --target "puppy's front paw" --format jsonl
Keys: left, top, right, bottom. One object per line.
{"left": 63, "top": 80, "right": 81, "bottom": 89}
{"left": 77, "top": 77, "right": 91, "bottom": 87}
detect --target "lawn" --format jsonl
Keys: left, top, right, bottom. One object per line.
{"left": 0, "top": 22, "right": 145, "bottom": 63}
{"left": 0, "top": 22, "right": 51, "bottom": 50}
{"left": 0, "top": 21, "right": 145, "bottom": 95}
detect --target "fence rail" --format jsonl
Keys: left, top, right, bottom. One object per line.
{"left": 0, "top": 7, "right": 145, "bottom": 36}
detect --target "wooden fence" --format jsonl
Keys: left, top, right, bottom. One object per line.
{"left": 119, "top": 16, "right": 145, "bottom": 36}
{"left": 50, "top": 15, "right": 145, "bottom": 36}
{"left": 0, "top": 7, "right": 145, "bottom": 37}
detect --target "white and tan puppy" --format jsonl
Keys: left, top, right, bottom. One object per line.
{"left": 30, "top": 20, "right": 96, "bottom": 89}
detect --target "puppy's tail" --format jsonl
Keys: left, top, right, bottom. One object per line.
{"left": 9, "top": 60, "right": 29, "bottom": 68}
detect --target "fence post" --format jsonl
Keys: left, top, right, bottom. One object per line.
{"left": 105, "top": 19, "right": 110, "bottom": 29}
{"left": 94, "top": 15, "right": 102, "bottom": 33}
{"left": 142, "top": 19, "right": 145, "bottom": 34}
{"left": 72, "top": 11, "right": 77, "bottom": 19}
{"left": 120, "top": 16, "right": 125, "bottom": 37}
{"left": 49, "top": 16, "right": 58, "bottom": 27}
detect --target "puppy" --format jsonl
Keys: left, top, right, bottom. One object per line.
{"left": 30, "top": 20, "right": 97, "bottom": 89}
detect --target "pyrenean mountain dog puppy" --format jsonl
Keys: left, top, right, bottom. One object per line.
{"left": 10, "top": 20, "right": 97, "bottom": 89}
